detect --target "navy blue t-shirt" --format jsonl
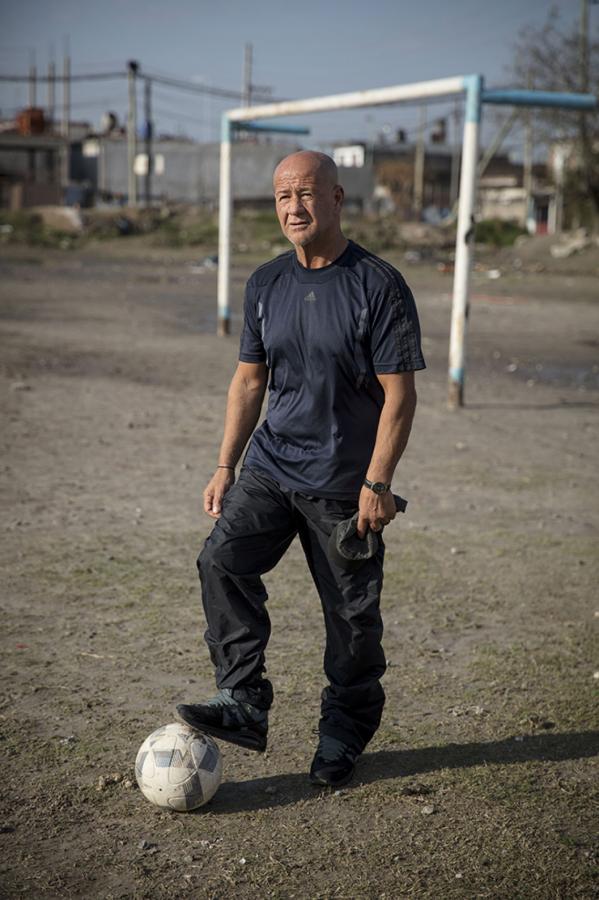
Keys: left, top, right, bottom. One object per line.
{"left": 238, "top": 239, "right": 426, "bottom": 499}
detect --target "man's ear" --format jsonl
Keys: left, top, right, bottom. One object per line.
{"left": 334, "top": 184, "right": 344, "bottom": 209}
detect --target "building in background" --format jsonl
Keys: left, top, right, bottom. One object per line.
{"left": 0, "top": 106, "right": 91, "bottom": 209}
{"left": 1, "top": 104, "right": 557, "bottom": 234}
{"left": 334, "top": 137, "right": 555, "bottom": 234}
{"left": 478, "top": 159, "right": 553, "bottom": 235}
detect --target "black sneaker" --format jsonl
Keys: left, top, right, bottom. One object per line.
{"left": 176, "top": 688, "right": 268, "bottom": 752}
{"left": 309, "top": 735, "right": 359, "bottom": 787}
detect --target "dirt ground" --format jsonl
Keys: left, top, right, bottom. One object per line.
{"left": 1, "top": 238, "right": 598, "bottom": 899}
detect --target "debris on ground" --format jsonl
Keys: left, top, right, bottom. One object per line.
{"left": 550, "top": 228, "right": 595, "bottom": 259}
{"left": 96, "top": 773, "right": 124, "bottom": 791}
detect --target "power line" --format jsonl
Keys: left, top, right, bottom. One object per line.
{"left": 0, "top": 71, "right": 125, "bottom": 83}
{"left": 144, "top": 69, "right": 274, "bottom": 102}
{"left": 0, "top": 67, "right": 281, "bottom": 104}
{"left": 140, "top": 62, "right": 278, "bottom": 100}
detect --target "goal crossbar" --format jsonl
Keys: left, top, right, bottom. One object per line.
{"left": 226, "top": 76, "right": 465, "bottom": 121}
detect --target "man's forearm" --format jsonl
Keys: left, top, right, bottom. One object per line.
{"left": 218, "top": 368, "right": 267, "bottom": 468}
{"left": 365, "top": 388, "right": 417, "bottom": 485}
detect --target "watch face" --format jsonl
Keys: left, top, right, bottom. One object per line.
{"left": 372, "top": 482, "right": 387, "bottom": 494}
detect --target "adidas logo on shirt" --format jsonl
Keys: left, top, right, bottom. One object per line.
{"left": 304, "top": 290, "right": 317, "bottom": 302}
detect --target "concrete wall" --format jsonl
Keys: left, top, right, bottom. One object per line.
{"left": 9, "top": 182, "right": 62, "bottom": 209}
{"left": 478, "top": 186, "right": 526, "bottom": 224}
{"left": 87, "top": 139, "right": 304, "bottom": 204}
{"left": 336, "top": 163, "right": 375, "bottom": 212}
{"left": 75, "top": 137, "right": 374, "bottom": 207}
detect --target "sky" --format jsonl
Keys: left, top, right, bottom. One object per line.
{"left": 1, "top": 0, "right": 596, "bottom": 156}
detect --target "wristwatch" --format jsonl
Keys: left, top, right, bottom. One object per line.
{"left": 363, "top": 477, "right": 391, "bottom": 494}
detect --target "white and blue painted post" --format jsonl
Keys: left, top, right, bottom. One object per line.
{"left": 447, "top": 84, "right": 596, "bottom": 408}
{"left": 448, "top": 74, "right": 482, "bottom": 409}
{"left": 217, "top": 114, "right": 233, "bottom": 336}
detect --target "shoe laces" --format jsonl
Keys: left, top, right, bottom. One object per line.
{"left": 206, "top": 688, "right": 239, "bottom": 709}
{"left": 206, "top": 688, "right": 265, "bottom": 724}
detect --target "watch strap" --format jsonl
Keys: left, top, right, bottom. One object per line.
{"left": 363, "top": 477, "right": 391, "bottom": 493}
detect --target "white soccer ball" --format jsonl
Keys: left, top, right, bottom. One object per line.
{"left": 135, "top": 723, "right": 222, "bottom": 811}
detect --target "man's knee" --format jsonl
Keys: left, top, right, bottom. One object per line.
{"left": 197, "top": 530, "right": 242, "bottom": 579}
{"left": 197, "top": 534, "right": 222, "bottom": 577}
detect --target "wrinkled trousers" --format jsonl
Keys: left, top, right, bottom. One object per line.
{"left": 197, "top": 466, "right": 386, "bottom": 753}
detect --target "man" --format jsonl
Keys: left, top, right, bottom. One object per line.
{"left": 177, "top": 151, "right": 425, "bottom": 787}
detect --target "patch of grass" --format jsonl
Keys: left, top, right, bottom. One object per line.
{"left": 149, "top": 214, "right": 219, "bottom": 248}
{"left": 467, "top": 632, "right": 597, "bottom": 731}
{"left": 343, "top": 215, "right": 404, "bottom": 253}
{"left": 0, "top": 210, "right": 82, "bottom": 249}
{"left": 475, "top": 217, "right": 527, "bottom": 247}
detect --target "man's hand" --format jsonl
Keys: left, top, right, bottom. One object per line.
{"left": 356, "top": 487, "right": 396, "bottom": 539}
{"left": 204, "top": 468, "right": 235, "bottom": 519}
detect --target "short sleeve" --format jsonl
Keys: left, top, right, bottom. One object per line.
{"left": 239, "top": 281, "right": 267, "bottom": 363}
{"left": 369, "top": 272, "right": 426, "bottom": 373}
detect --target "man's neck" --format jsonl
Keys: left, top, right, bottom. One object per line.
{"left": 294, "top": 234, "right": 348, "bottom": 269}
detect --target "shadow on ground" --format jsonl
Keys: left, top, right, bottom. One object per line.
{"left": 206, "top": 730, "right": 599, "bottom": 814}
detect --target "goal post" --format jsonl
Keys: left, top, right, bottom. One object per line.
{"left": 217, "top": 76, "right": 597, "bottom": 408}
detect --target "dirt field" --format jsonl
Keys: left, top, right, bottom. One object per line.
{"left": 1, "top": 238, "right": 598, "bottom": 899}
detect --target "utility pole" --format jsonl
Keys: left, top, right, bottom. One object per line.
{"left": 127, "top": 60, "right": 139, "bottom": 207}
{"left": 98, "top": 136, "right": 106, "bottom": 197}
{"left": 61, "top": 38, "right": 71, "bottom": 193}
{"left": 413, "top": 105, "right": 426, "bottom": 217}
{"left": 29, "top": 50, "right": 37, "bottom": 107}
{"left": 580, "top": 0, "right": 589, "bottom": 95}
{"left": 578, "top": 0, "right": 599, "bottom": 229}
{"left": 48, "top": 54, "right": 56, "bottom": 130}
{"left": 61, "top": 39, "right": 70, "bottom": 136}
{"left": 242, "top": 42, "right": 253, "bottom": 107}
{"left": 144, "top": 77, "right": 153, "bottom": 207}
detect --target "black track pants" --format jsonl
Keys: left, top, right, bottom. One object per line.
{"left": 197, "top": 466, "right": 386, "bottom": 753}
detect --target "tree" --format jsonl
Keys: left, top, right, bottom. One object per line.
{"left": 511, "top": 4, "right": 599, "bottom": 230}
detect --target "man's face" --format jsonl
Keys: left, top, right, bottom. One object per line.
{"left": 273, "top": 159, "right": 343, "bottom": 249}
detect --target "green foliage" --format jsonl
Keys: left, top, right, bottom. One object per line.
{"left": 343, "top": 215, "right": 402, "bottom": 253}
{"left": 149, "top": 213, "right": 219, "bottom": 247}
{"left": 474, "top": 218, "right": 527, "bottom": 247}
{"left": 0, "top": 210, "right": 80, "bottom": 248}
{"left": 233, "top": 208, "right": 282, "bottom": 250}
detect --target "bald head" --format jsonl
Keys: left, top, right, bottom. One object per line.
{"left": 273, "top": 151, "right": 345, "bottom": 255}
{"left": 273, "top": 151, "right": 339, "bottom": 190}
